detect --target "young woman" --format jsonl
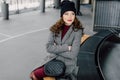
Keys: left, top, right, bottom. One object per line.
{"left": 30, "top": 1, "right": 83, "bottom": 80}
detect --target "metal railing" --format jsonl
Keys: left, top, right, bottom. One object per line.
{"left": 0, "top": 0, "right": 54, "bottom": 15}
{"left": 93, "top": 0, "right": 120, "bottom": 32}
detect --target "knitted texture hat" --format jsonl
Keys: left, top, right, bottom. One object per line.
{"left": 60, "top": 0, "right": 76, "bottom": 17}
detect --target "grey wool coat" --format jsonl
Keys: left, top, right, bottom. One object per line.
{"left": 45, "top": 25, "right": 82, "bottom": 80}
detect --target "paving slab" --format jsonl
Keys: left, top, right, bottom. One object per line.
{"left": 0, "top": 29, "right": 50, "bottom": 80}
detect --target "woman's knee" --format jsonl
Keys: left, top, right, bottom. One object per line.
{"left": 30, "top": 72, "right": 38, "bottom": 80}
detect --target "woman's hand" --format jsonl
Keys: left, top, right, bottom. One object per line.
{"left": 68, "top": 46, "right": 72, "bottom": 51}
{"left": 54, "top": 43, "right": 56, "bottom": 45}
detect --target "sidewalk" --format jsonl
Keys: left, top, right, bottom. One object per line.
{"left": 0, "top": 8, "right": 59, "bottom": 41}
{"left": 0, "top": 5, "right": 94, "bottom": 40}
{"left": 0, "top": 6, "right": 94, "bottom": 80}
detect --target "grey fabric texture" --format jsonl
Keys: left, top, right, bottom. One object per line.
{"left": 45, "top": 25, "right": 82, "bottom": 80}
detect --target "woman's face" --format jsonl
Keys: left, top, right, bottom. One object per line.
{"left": 62, "top": 11, "right": 75, "bottom": 26}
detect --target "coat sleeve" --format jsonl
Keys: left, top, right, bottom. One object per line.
{"left": 58, "top": 29, "right": 82, "bottom": 59}
{"left": 46, "top": 32, "right": 69, "bottom": 54}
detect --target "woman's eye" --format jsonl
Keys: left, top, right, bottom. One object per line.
{"left": 64, "top": 13, "right": 68, "bottom": 15}
{"left": 72, "top": 13, "right": 75, "bottom": 15}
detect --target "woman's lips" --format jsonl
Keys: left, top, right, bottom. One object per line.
{"left": 67, "top": 20, "right": 72, "bottom": 22}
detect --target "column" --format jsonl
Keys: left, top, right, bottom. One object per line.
{"left": 40, "top": 0, "right": 45, "bottom": 12}
{"left": 1, "top": 1, "right": 9, "bottom": 20}
{"left": 53, "top": 0, "right": 61, "bottom": 9}
{"left": 72, "top": 0, "right": 82, "bottom": 16}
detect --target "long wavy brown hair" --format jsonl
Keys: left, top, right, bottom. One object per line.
{"left": 50, "top": 16, "right": 84, "bottom": 35}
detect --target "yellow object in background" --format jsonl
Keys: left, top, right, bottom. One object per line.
{"left": 43, "top": 77, "right": 55, "bottom": 80}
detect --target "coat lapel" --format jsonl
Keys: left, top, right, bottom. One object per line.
{"left": 62, "top": 25, "right": 73, "bottom": 44}
{"left": 55, "top": 32, "right": 62, "bottom": 45}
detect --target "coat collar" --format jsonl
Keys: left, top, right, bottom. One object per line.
{"left": 55, "top": 25, "right": 73, "bottom": 45}
{"left": 61, "top": 25, "right": 73, "bottom": 44}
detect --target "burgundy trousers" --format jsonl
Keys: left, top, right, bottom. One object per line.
{"left": 33, "top": 66, "right": 47, "bottom": 79}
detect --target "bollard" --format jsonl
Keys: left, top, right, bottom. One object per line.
{"left": 1, "top": 2, "right": 9, "bottom": 20}
{"left": 40, "top": 0, "right": 45, "bottom": 13}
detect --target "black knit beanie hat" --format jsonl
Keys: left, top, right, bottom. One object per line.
{"left": 60, "top": 0, "right": 76, "bottom": 17}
